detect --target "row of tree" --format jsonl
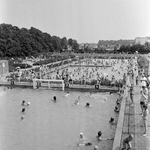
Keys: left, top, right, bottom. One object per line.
{"left": 0, "top": 24, "right": 79, "bottom": 57}
{"left": 116, "top": 43, "right": 150, "bottom": 54}
{"left": 81, "top": 43, "right": 150, "bottom": 54}
{"left": 1, "top": 23, "right": 150, "bottom": 58}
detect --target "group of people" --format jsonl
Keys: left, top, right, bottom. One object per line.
{"left": 77, "top": 130, "right": 114, "bottom": 150}
{"left": 8, "top": 58, "right": 130, "bottom": 89}
{"left": 139, "top": 74, "right": 150, "bottom": 136}
{"left": 7, "top": 55, "right": 145, "bottom": 150}
{"left": 21, "top": 100, "right": 30, "bottom": 120}
{"left": 121, "top": 56, "right": 150, "bottom": 149}
{"left": 114, "top": 87, "right": 124, "bottom": 113}
{"left": 51, "top": 90, "right": 118, "bottom": 150}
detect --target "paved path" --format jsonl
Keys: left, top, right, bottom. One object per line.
{"left": 121, "top": 85, "right": 150, "bottom": 150}
{"left": 133, "top": 86, "right": 150, "bottom": 150}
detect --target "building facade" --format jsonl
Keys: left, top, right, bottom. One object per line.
{"left": 135, "top": 37, "right": 150, "bottom": 45}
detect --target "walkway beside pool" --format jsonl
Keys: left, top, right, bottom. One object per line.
{"left": 130, "top": 86, "right": 150, "bottom": 150}
{"left": 0, "top": 80, "right": 119, "bottom": 92}
{"left": 113, "top": 85, "right": 150, "bottom": 150}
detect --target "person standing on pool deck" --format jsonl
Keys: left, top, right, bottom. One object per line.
{"left": 142, "top": 104, "right": 149, "bottom": 136}
{"left": 140, "top": 86, "right": 148, "bottom": 115}
{"left": 140, "top": 74, "right": 147, "bottom": 88}
{"left": 129, "top": 84, "right": 134, "bottom": 106}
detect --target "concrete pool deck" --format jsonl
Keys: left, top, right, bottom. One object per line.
{"left": 113, "top": 85, "right": 150, "bottom": 150}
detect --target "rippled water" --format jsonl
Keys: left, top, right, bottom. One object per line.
{"left": 0, "top": 87, "right": 118, "bottom": 150}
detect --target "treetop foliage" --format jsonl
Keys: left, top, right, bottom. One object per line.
{"left": 0, "top": 23, "right": 79, "bottom": 57}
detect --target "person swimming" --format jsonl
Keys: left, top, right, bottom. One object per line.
{"left": 96, "top": 131, "right": 113, "bottom": 141}
{"left": 114, "top": 105, "right": 120, "bottom": 112}
{"left": 85, "top": 103, "right": 91, "bottom": 108}
{"left": 52, "top": 96, "right": 56, "bottom": 102}
{"left": 94, "top": 145, "right": 99, "bottom": 150}
{"left": 65, "top": 92, "right": 70, "bottom": 97}
{"left": 73, "top": 99, "right": 79, "bottom": 106}
{"left": 22, "top": 100, "right": 25, "bottom": 106}
{"left": 21, "top": 108, "right": 25, "bottom": 113}
{"left": 109, "top": 117, "right": 114, "bottom": 124}
{"left": 21, "top": 115, "right": 25, "bottom": 120}
{"left": 27, "top": 102, "right": 30, "bottom": 106}
{"left": 104, "top": 97, "right": 107, "bottom": 101}
{"left": 78, "top": 132, "right": 92, "bottom": 146}
{"left": 78, "top": 142, "right": 92, "bottom": 146}
{"left": 97, "top": 131, "right": 102, "bottom": 140}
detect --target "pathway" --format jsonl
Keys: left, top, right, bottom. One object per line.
{"left": 121, "top": 85, "right": 150, "bottom": 150}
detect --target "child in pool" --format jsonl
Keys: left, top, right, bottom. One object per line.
{"left": 85, "top": 103, "right": 91, "bottom": 108}
{"left": 65, "top": 92, "right": 70, "bottom": 97}
{"left": 78, "top": 132, "right": 92, "bottom": 146}
{"left": 96, "top": 131, "right": 113, "bottom": 141}
{"left": 52, "top": 96, "right": 56, "bottom": 102}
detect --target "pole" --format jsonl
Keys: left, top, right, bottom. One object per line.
{"left": 40, "top": 67, "right": 41, "bottom": 79}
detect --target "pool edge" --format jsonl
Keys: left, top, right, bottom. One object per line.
{"left": 112, "top": 91, "right": 127, "bottom": 150}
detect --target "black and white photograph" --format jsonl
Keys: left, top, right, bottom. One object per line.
{"left": 0, "top": 0, "right": 150, "bottom": 150}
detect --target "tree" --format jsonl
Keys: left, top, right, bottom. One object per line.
{"left": 51, "top": 36, "right": 62, "bottom": 52}
{"left": 68, "top": 38, "right": 73, "bottom": 46}
{"left": 72, "top": 40, "right": 79, "bottom": 51}
{"left": 61, "top": 37, "right": 68, "bottom": 50}
{"left": 0, "top": 23, "right": 80, "bottom": 57}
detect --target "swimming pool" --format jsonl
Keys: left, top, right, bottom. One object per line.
{"left": 0, "top": 87, "right": 119, "bottom": 150}
{"left": 46, "top": 59, "right": 128, "bottom": 81}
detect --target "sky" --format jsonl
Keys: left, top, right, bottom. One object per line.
{"left": 0, "top": 0, "right": 150, "bottom": 43}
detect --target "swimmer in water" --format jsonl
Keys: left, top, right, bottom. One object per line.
{"left": 22, "top": 100, "right": 25, "bottom": 106}
{"left": 96, "top": 131, "right": 113, "bottom": 141}
{"left": 109, "top": 117, "right": 114, "bottom": 122}
{"left": 65, "top": 92, "right": 70, "bottom": 97}
{"left": 21, "top": 108, "right": 25, "bottom": 113}
{"left": 94, "top": 145, "right": 99, "bottom": 150}
{"left": 52, "top": 96, "right": 56, "bottom": 102}
{"left": 27, "top": 102, "right": 30, "bottom": 106}
{"left": 78, "top": 96, "right": 81, "bottom": 100}
{"left": 85, "top": 103, "right": 91, "bottom": 108}
{"left": 78, "top": 132, "right": 92, "bottom": 146}
{"left": 72, "top": 99, "right": 79, "bottom": 106}
{"left": 104, "top": 97, "right": 107, "bottom": 101}
{"left": 109, "top": 117, "right": 116, "bottom": 125}
{"left": 21, "top": 115, "right": 25, "bottom": 120}
{"left": 72, "top": 96, "right": 80, "bottom": 106}
{"left": 78, "top": 142, "right": 92, "bottom": 146}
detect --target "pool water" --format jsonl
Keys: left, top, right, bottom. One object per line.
{"left": 47, "top": 59, "right": 128, "bottom": 81}
{"left": 0, "top": 87, "right": 118, "bottom": 150}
